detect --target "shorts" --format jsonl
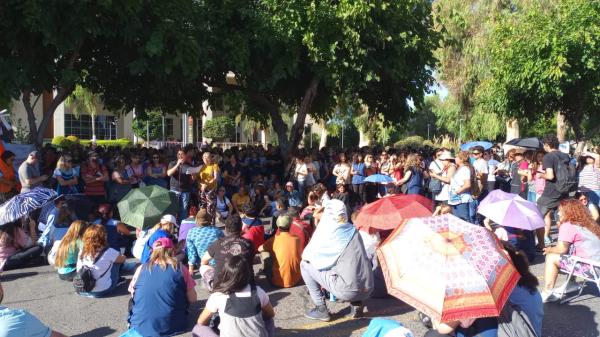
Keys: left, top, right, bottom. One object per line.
{"left": 559, "top": 254, "right": 599, "bottom": 279}
{"left": 537, "top": 195, "right": 561, "bottom": 216}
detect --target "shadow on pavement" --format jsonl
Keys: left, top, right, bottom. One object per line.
{"left": 543, "top": 301, "right": 598, "bottom": 337}
{"left": 71, "top": 326, "right": 116, "bottom": 337}
{"left": 0, "top": 271, "right": 38, "bottom": 281}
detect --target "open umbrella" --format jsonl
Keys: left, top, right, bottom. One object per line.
{"left": 38, "top": 194, "right": 95, "bottom": 224}
{"left": 460, "top": 141, "right": 493, "bottom": 151}
{"left": 477, "top": 190, "right": 545, "bottom": 231}
{"left": 377, "top": 214, "right": 519, "bottom": 321}
{"left": 0, "top": 188, "right": 57, "bottom": 226}
{"left": 117, "top": 185, "right": 179, "bottom": 229}
{"left": 363, "top": 174, "right": 394, "bottom": 184}
{"left": 505, "top": 137, "right": 543, "bottom": 149}
{"left": 353, "top": 194, "right": 433, "bottom": 232}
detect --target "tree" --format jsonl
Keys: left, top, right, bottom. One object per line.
{"left": 203, "top": 115, "right": 235, "bottom": 141}
{"left": 481, "top": 0, "right": 600, "bottom": 148}
{"left": 132, "top": 110, "right": 166, "bottom": 141}
{"left": 65, "top": 86, "right": 101, "bottom": 139}
{"left": 201, "top": 0, "right": 439, "bottom": 163}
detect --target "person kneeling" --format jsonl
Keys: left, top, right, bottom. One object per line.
{"left": 258, "top": 215, "right": 302, "bottom": 288}
{"left": 300, "top": 199, "right": 374, "bottom": 321}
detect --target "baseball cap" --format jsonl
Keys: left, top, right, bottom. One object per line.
{"left": 152, "top": 237, "right": 174, "bottom": 250}
{"left": 160, "top": 214, "right": 177, "bottom": 225}
{"left": 276, "top": 215, "right": 292, "bottom": 230}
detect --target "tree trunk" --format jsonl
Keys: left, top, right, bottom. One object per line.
{"left": 35, "top": 86, "right": 74, "bottom": 146}
{"left": 319, "top": 119, "right": 327, "bottom": 149}
{"left": 288, "top": 77, "right": 320, "bottom": 154}
{"left": 22, "top": 90, "right": 39, "bottom": 144}
{"left": 359, "top": 129, "right": 373, "bottom": 147}
{"left": 505, "top": 118, "right": 519, "bottom": 142}
{"left": 557, "top": 112, "right": 567, "bottom": 143}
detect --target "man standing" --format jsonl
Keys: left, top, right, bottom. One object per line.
{"left": 18, "top": 151, "right": 48, "bottom": 193}
{"left": 167, "top": 148, "right": 194, "bottom": 221}
{"left": 537, "top": 135, "right": 571, "bottom": 247}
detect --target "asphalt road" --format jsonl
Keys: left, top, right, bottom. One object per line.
{"left": 2, "top": 253, "right": 599, "bottom": 337}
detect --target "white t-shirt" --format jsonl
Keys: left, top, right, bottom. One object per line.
{"left": 333, "top": 163, "right": 351, "bottom": 185}
{"left": 76, "top": 247, "right": 120, "bottom": 292}
{"left": 487, "top": 159, "right": 500, "bottom": 182}
{"left": 428, "top": 160, "right": 444, "bottom": 174}
{"left": 449, "top": 166, "right": 472, "bottom": 205}
{"left": 205, "top": 285, "right": 270, "bottom": 313}
{"left": 473, "top": 158, "right": 488, "bottom": 175}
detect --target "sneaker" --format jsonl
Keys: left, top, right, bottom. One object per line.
{"left": 305, "top": 305, "right": 331, "bottom": 322}
{"left": 418, "top": 311, "right": 433, "bottom": 329}
{"left": 348, "top": 304, "right": 364, "bottom": 319}
{"left": 554, "top": 280, "right": 581, "bottom": 295}
{"left": 544, "top": 236, "right": 552, "bottom": 246}
{"left": 541, "top": 290, "right": 560, "bottom": 303}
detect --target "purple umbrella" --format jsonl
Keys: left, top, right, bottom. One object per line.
{"left": 477, "top": 190, "right": 545, "bottom": 231}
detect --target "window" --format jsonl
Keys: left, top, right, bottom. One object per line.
{"left": 165, "top": 118, "right": 174, "bottom": 138}
{"left": 64, "top": 114, "right": 117, "bottom": 140}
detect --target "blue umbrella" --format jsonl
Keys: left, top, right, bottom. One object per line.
{"left": 0, "top": 188, "right": 58, "bottom": 226}
{"left": 460, "top": 141, "right": 493, "bottom": 151}
{"left": 363, "top": 174, "right": 394, "bottom": 184}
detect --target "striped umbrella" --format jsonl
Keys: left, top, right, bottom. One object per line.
{"left": 0, "top": 188, "right": 58, "bottom": 226}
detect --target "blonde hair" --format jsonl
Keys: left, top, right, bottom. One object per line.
{"left": 403, "top": 154, "right": 421, "bottom": 173}
{"left": 56, "top": 155, "right": 72, "bottom": 171}
{"left": 147, "top": 241, "right": 178, "bottom": 272}
{"left": 55, "top": 220, "right": 89, "bottom": 268}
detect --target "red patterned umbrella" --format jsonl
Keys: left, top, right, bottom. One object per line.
{"left": 354, "top": 194, "right": 433, "bottom": 232}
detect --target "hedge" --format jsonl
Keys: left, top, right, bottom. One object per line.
{"left": 52, "top": 136, "right": 132, "bottom": 148}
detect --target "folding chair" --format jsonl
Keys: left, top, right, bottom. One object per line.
{"left": 556, "top": 255, "right": 600, "bottom": 304}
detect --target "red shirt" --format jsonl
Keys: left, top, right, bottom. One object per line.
{"left": 289, "top": 218, "right": 313, "bottom": 249}
{"left": 242, "top": 225, "right": 265, "bottom": 253}
{"left": 81, "top": 163, "right": 107, "bottom": 196}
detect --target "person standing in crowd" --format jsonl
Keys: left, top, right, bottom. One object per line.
{"left": 0, "top": 151, "right": 20, "bottom": 202}
{"left": 198, "top": 151, "right": 219, "bottom": 191}
{"left": 125, "top": 154, "right": 145, "bottom": 188}
{"left": 53, "top": 155, "right": 79, "bottom": 195}
{"left": 128, "top": 238, "right": 197, "bottom": 337}
{"left": 351, "top": 153, "right": 366, "bottom": 205}
{"left": 81, "top": 151, "right": 109, "bottom": 206}
{"left": 145, "top": 151, "right": 167, "bottom": 188}
{"left": 364, "top": 153, "right": 379, "bottom": 202}
{"left": 168, "top": 148, "right": 195, "bottom": 221}
{"left": 537, "top": 135, "right": 571, "bottom": 248}
{"left": 429, "top": 150, "right": 456, "bottom": 207}
{"left": 187, "top": 208, "right": 224, "bottom": 276}
{"left": 0, "top": 281, "right": 67, "bottom": 337}
{"left": 396, "top": 153, "right": 424, "bottom": 195}
{"left": 199, "top": 215, "right": 254, "bottom": 291}
{"left": 529, "top": 150, "right": 546, "bottom": 203}
{"left": 109, "top": 155, "right": 132, "bottom": 203}
{"left": 222, "top": 153, "right": 242, "bottom": 197}
{"left": 578, "top": 152, "right": 600, "bottom": 207}
{"left": 447, "top": 151, "right": 474, "bottom": 223}
{"left": 0, "top": 221, "right": 43, "bottom": 272}
{"left": 53, "top": 220, "right": 89, "bottom": 281}
{"left": 496, "top": 148, "right": 516, "bottom": 193}
{"left": 76, "top": 224, "right": 127, "bottom": 297}
{"left": 509, "top": 151, "right": 529, "bottom": 199}
{"left": 541, "top": 199, "right": 600, "bottom": 302}
{"left": 301, "top": 199, "right": 373, "bottom": 321}
{"left": 428, "top": 148, "right": 445, "bottom": 201}
{"left": 483, "top": 151, "right": 499, "bottom": 193}
{"left": 294, "top": 156, "right": 309, "bottom": 200}
{"left": 470, "top": 146, "right": 488, "bottom": 200}
{"left": 332, "top": 153, "right": 352, "bottom": 191}
{"left": 193, "top": 256, "right": 275, "bottom": 337}
{"left": 258, "top": 215, "right": 303, "bottom": 288}
{"left": 18, "top": 151, "right": 48, "bottom": 193}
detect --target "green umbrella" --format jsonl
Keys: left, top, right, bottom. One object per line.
{"left": 117, "top": 185, "right": 179, "bottom": 229}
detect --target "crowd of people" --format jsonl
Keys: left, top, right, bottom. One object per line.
{"left": 0, "top": 133, "right": 599, "bottom": 336}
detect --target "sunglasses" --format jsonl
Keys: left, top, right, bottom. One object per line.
{"left": 153, "top": 156, "right": 160, "bottom": 159}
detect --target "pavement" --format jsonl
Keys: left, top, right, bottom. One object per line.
{"left": 2, "top": 253, "right": 600, "bottom": 337}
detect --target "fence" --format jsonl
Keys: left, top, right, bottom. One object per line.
{"left": 146, "top": 140, "right": 262, "bottom": 150}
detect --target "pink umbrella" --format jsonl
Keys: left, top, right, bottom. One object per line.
{"left": 477, "top": 190, "right": 545, "bottom": 230}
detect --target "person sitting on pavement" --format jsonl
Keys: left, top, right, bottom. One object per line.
{"left": 38, "top": 196, "right": 77, "bottom": 250}
{"left": 231, "top": 185, "right": 251, "bottom": 215}
{"left": 94, "top": 204, "right": 132, "bottom": 253}
{"left": 258, "top": 215, "right": 302, "bottom": 288}
{"left": 54, "top": 220, "right": 90, "bottom": 281}
{"left": 493, "top": 224, "right": 536, "bottom": 263}
{"left": 178, "top": 206, "right": 199, "bottom": 251}
{"left": 140, "top": 214, "right": 177, "bottom": 264}
{"left": 199, "top": 215, "right": 254, "bottom": 291}
{"left": 284, "top": 181, "right": 302, "bottom": 208}
{"left": 186, "top": 208, "right": 224, "bottom": 276}
{"left": 215, "top": 186, "right": 234, "bottom": 226}
{"left": 300, "top": 199, "right": 374, "bottom": 321}
{"left": 286, "top": 207, "right": 314, "bottom": 249}
{"left": 0, "top": 281, "right": 67, "bottom": 337}
{"left": 240, "top": 206, "right": 265, "bottom": 253}
{"left": 542, "top": 198, "right": 600, "bottom": 302}
{"left": 332, "top": 183, "right": 351, "bottom": 214}
{"left": 76, "top": 224, "right": 127, "bottom": 297}
{"left": 81, "top": 150, "right": 109, "bottom": 206}
{"left": 193, "top": 255, "right": 275, "bottom": 337}
{"left": 127, "top": 237, "right": 197, "bottom": 337}
{"left": 0, "top": 221, "right": 43, "bottom": 272}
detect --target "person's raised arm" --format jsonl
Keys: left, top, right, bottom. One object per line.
{"left": 397, "top": 170, "right": 412, "bottom": 185}
{"left": 167, "top": 159, "right": 183, "bottom": 177}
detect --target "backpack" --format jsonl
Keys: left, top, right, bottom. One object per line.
{"left": 428, "top": 161, "right": 443, "bottom": 195}
{"left": 554, "top": 152, "right": 577, "bottom": 195}
{"left": 73, "top": 248, "right": 109, "bottom": 293}
{"left": 497, "top": 303, "right": 539, "bottom": 337}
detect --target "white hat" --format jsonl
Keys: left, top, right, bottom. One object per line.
{"left": 160, "top": 214, "right": 177, "bottom": 225}
{"left": 438, "top": 150, "right": 454, "bottom": 160}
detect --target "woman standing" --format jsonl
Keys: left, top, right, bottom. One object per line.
{"left": 397, "top": 154, "right": 424, "bottom": 195}
{"left": 364, "top": 154, "right": 379, "bottom": 202}
{"left": 294, "top": 156, "right": 308, "bottom": 201}
{"left": 54, "top": 155, "right": 79, "bottom": 195}
{"left": 332, "top": 153, "right": 351, "bottom": 190}
{"left": 448, "top": 151, "right": 475, "bottom": 223}
{"left": 145, "top": 152, "right": 167, "bottom": 188}
{"left": 54, "top": 220, "right": 89, "bottom": 281}
{"left": 351, "top": 153, "right": 366, "bottom": 205}
{"left": 128, "top": 237, "right": 197, "bottom": 337}
{"left": 428, "top": 151, "right": 456, "bottom": 208}
{"left": 126, "top": 154, "right": 145, "bottom": 188}
{"left": 109, "top": 156, "right": 132, "bottom": 204}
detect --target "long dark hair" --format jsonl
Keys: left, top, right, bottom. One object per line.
{"left": 503, "top": 242, "right": 539, "bottom": 294}
{"left": 212, "top": 255, "right": 253, "bottom": 294}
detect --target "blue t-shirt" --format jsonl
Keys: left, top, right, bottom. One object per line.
{"left": 509, "top": 285, "right": 544, "bottom": 337}
{"left": 0, "top": 306, "right": 52, "bottom": 337}
{"left": 352, "top": 163, "right": 366, "bottom": 184}
{"left": 141, "top": 229, "right": 170, "bottom": 263}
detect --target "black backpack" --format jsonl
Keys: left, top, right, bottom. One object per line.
{"left": 497, "top": 303, "right": 539, "bottom": 337}
{"left": 73, "top": 248, "right": 109, "bottom": 293}
{"left": 554, "top": 152, "right": 577, "bottom": 195}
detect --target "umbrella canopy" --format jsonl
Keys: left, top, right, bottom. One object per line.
{"left": 354, "top": 194, "right": 433, "bottom": 232}
{"left": 478, "top": 190, "right": 545, "bottom": 231}
{"left": 363, "top": 174, "right": 394, "bottom": 184}
{"left": 0, "top": 188, "right": 58, "bottom": 226}
{"left": 117, "top": 185, "right": 179, "bottom": 229}
{"left": 39, "top": 194, "right": 95, "bottom": 224}
{"left": 377, "top": 214, "right": 519, "bottom": 322}
{"left": 505, "top": 137, "right": 543, "bottom": 149}
{"left": 460, "top": 141, "right": 493, "bottom": 151}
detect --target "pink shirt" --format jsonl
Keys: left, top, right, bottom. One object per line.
{"left": 558, "top": 222, "right": 600, "bottom": 259}
{"left": 0, "top": 228, "right": 29, "bottom": 271}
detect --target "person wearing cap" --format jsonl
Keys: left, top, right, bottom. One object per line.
{"left": 258, "top": 215, "right": 302, "bottom": 288}
{"left": 284, "top": 181, "right": 301, "bottom": 208}
{"left": 127, "top": 237, "right": 197, "bottom": 337}
{"left": 301, "top": 199, "right": 373, "bottom": 321}
{"left": 186, "top": 208, "right": 224, "bottom": 276}
{"left": 81, "top": 151, "right": 109, "bottom": 205}
{"left": 140, "top": 214, "right": 177, "bottom": 264}
{"left": 429, "top": 150, "right": 456, "bottom": 207}
{"left": 18, "top": 151, "right": 48, "bottom": 193}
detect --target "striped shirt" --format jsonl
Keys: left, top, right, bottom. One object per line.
{"left": 579, "top": 165, "right": 600, "bottom": 192}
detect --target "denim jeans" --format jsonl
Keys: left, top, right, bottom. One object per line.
{"left": 172, "top": 190, "right": 191, "bottom": 221}
{"left": 452, "top": 203, "right": 470, "bottom": 223}
{"left": 468, "top": 199, "right": 478, "bottom": 224}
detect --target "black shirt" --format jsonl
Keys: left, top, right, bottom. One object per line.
{"left": 541, "top": 150, "right": 570, "bottom": 200}
{"left": 207, "top": 235, "right": 254, "bottom": 274}
{"left": 168, "top": 160, "right": 193, "bottom": 193}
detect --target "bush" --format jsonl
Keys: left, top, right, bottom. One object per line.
{"left": 52, "top": 136, "right": 73, "bottom": 148}
{"left": 394, "top": 135, "right": 425, "bottom": 149}
{"left": 203, "top": 115, "right": 235, "bottom": 141}
{"left": 65, "top": 135, "right": 80, "bottom": 144}
{"left": 80, "top": 138, "right": 133, "bottom": 148}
